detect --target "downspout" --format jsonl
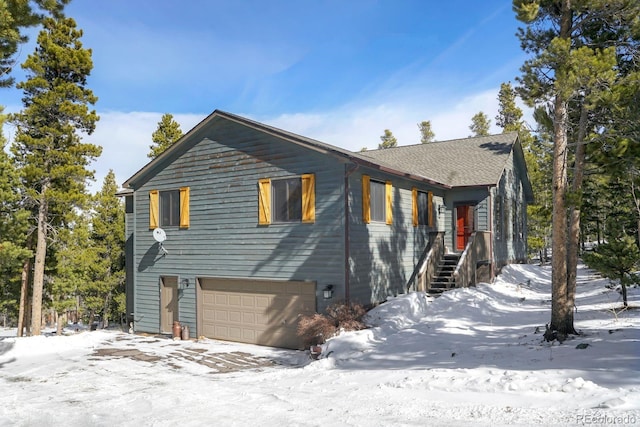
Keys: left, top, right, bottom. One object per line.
{"left": 344, "top": 162, "right": 359, "bottom": 303}
{"left": 488, "top": 186, "right": 494, "bottom": 281}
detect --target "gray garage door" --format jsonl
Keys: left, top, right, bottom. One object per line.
{"left": 198, "top": 278, "right": 316, "bottom": 349}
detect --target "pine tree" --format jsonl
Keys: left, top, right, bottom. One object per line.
{"left": 378, "top": 129, "right": 398, "bottom": 149}
{"left": 0, "top": 0, "right": 68, "bottom": 87}
{"left": 513, "top": 0, "right": 639, "bottom": 337}
{"left": 496, "top": 83, "right": 523, "bottom": 131}
{"left": 583, "top": 235, "right": 639, "bottom": 308}
{"left": 418, "top": 120, "right": 435, "bottom": 143}
{"left": 88, "top": 170, "right": 125, "bottom": 328}
{"left": 148, "top": 113, "right": 183, "bottom": 159}
{"left": 469, "top": 112, "right": 491, "bottom": 136}
{"left": 53, "top": 210, "right": 94, "bottom": 333}
{"left": 10, "top": 15, "right": 101, "bottom": 335}
{"left": 0, "top": 108, "right": 31, "bottom": 328}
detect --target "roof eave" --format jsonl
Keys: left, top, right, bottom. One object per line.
{"left": 123, "top": 109, "right": 452, "bottom": 191}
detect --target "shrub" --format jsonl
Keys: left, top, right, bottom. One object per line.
{"left": 297, "top": 301, "right": 367, "bottom": 347}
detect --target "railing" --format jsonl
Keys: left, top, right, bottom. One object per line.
{"left": 407, "top": 232, "right": 444, "bottom": 292}
{"left": 453, "top": 231, "right": 491, "bottom": 288}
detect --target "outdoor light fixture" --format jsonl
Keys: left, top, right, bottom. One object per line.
{"left": 323, "top": 285, "right": 334, "bottom": 299}
{"left": 438, "top": 205, "right": 446, "bottom": 215}
{"left": 180, "top": 278, "right": 189, "bottom": 289}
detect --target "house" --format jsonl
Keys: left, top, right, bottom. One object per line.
{"left": 120, "top": 110, "right": 533, "bottom": 349}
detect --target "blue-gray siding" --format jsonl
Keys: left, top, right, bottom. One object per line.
{"left": 347, "top": 168, "right": 444, "bottom": 305}
{"left": 131, "top": 119, "right": 346, "bottom": 334}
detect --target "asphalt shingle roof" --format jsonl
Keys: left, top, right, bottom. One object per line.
{"left": 124, "top": 110, "right": 520, "bottom": 192}
{"left": 360, "top": 132, "right": 518, "bottom": 187}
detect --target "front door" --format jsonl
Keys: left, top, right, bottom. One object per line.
{"left": 456, "top": 205, "right": 474, "bottom": 251}
{"left": 160, "top": 276, "right": 179, "bottom": 334}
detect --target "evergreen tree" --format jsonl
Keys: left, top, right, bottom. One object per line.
{"left": 148, "top": 113, "right": 183, "bottom": 159}
{"left": 0, "top": 108, "right": 31, "bottom": 327}
{"left": 378, "top": 129, "right": 397, "bottom": 149}
{"left": 10, "top": 15, "right": 101, "bottom": 335}
{"left": 0, "top": 0, "right": 68, "bottom": 87}
{"left": 53, "top": 210, "right": 93, "bottom": 333}
{"left": 418, "top": 120, "right": 435, "bottom": 143}
{"left": 583, "top": 235, "right": 639, "bottom": 308}
{"left": 496, "top": 82, "right": 523, "bottom": 131}
{"left": 87, "top": 170, "right": 125, "bottom": 328}
{"left": 513, "top": 0, "right": 639, "bottom": 337}
{"left": 469, "top": 112, "right": 491, "bottom": 136}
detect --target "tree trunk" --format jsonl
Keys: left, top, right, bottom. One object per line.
{"left": 549, "top": 0, "right": 575, "bottom": 337}
{"left": 31, "top": 190, "right": 49, "bottom": 336}
{"left": 566, "top": 104, "right": 588, "bottom": 335}
{"left": 17, "top": 258, "right": 31, "bottom": 337}
{"left": 103, "top": 292, "right": 111, "bottom": 329}
{"left": 550, "top": 94, "right": 572, "bottom": 335}
{"left": 56, "top": 311, "right": 65, "bottom": 335}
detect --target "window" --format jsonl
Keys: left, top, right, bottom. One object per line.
{"left": 160, "top": 190, "right": 180, "bottom": 226}
{"left": 362, "top": 175, "right": 392, "bottom": 224}
{"left": 370, "top": 180, "right": 386, "bottom": 222}
{"left": 149, "top": 187, "right": 190, "bottom": 229}
{"left": 272, "top": 178, "right": 302, "bottom": 222}
{"left": 412, "top": 188, "right": 433, "bottom": 227}
{"left": 258, "top": 174, "right": 315, "bottom": 225}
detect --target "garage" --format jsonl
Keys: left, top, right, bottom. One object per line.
{"left": 197, "top": 278, "right": 316, "bottom": 349}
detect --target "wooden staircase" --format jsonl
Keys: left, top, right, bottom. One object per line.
{"left": 428, "top": 253, "right": 461, "bottom": 295}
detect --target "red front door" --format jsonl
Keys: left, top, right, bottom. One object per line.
{"left": 456, "top": 205, "right": 474, "bottom": 251}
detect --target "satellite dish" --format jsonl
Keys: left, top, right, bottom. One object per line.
{"left": 153, "top": 228, "right": 167, "bottom": 243}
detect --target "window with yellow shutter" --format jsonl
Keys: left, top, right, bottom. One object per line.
{"left": 363, "top": 176, "right": 392, "bottom": 224}
{"left": 259, "top": 174, "right": 315, "bottom": 224}
{"left": 149, "top": 187, "right": 190, "bottom": 228}
{"left": 412, "top": 189, "right": 434, "bottom": 227}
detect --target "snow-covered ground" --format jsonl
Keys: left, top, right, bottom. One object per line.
{"left": 0, "top": 264, "right": 638, "bottom": 426}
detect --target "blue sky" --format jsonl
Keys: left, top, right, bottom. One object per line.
{"left": 2, "top": 0, "right": 529, "bottom": 191}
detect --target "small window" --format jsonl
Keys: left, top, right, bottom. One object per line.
{"left": 370, "top": 180, "right": 386, "bottom": 223}
{"left": 362, "top": 175, "right": 392, "bottom": 224}
{"left": 272, "top": 178, "right": 302, "bottom": 222}
{"left": 125, "top": 195, "right": 133, "bottom": 214}
{"left": 417, "top": 191, "right": 429, "bottom": 225}
{"left": 160, "top": 190, "right": 180, "bottom": 227}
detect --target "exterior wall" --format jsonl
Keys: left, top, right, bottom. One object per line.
{"left": 493, "top": 151, "right": 529, "bottom": 270}
{"left": 124, "top": 194, "right": 135, "bottom": 324}
{"left": 130, "top": 118, "right": 346, "bottom": 334}
{"left": 347, "top": 167, "right": 445, "bottom": 306}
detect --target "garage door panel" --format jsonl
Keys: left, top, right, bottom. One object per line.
{"left": 199, "top": 278, "right": 316, "bottom": 349}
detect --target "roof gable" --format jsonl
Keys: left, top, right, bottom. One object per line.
{"left": 122, "top": 111, "right": 531, "bottom": 198}
{"left": 123, "top": 110, "right": 451, "bottom": 189}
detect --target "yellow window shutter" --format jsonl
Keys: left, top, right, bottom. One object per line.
{"left": 385, "top": 181, "right": 393, "bottom": 225}
{"left": 428, "top": 191, "right": 434, "bottom": 227}
{"left": 258, "top": 178, "right": 271, "bottom": 225}
{"left": 179, "top": 187, "right": 190, "bottom": 229}
{"left": 412, "top": 187, "right": 418, "bottom": 227}
{"left": 362, "top": 175, "right": 370, "bottom": 224}
{"left": 149, "top": 190, "right": 159, "bottom": 229}
{"left": 301, "top": 173, "right": 315, "bottom": 223}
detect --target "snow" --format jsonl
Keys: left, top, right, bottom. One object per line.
{"left": 1, "top": 263, "right": 638, "bottom": 426}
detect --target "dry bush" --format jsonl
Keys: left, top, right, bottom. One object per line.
{"left": 297, "top": 301, "right": 367, "bottom": 347}
{"left": 297, "top": 313, "right": 337, "bottom": 347}
{"left": 326, "top": 301, "right": 367, "bottom": 331}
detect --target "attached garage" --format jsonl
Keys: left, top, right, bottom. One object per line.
{"left": 197, "top": 278, "right": 316, "bottom": 349}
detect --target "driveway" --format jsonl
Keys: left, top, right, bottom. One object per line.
{"left": 88, "top": 332, "right": 297, "bottom": 374}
